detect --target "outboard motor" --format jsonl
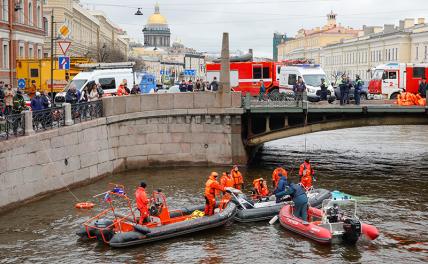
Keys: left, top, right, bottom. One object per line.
{"left": 342, "top": 218, "right": 362, "bottom": 244}
{"left": 326, "top": 204, "right": 340, "bottom": 223}
{"left": 94, "top": 219, "right": 114, "bottom": 242}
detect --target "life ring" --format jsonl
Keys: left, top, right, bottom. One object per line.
{"left": 75, "top": 202, "right": 95, "bottom": 209}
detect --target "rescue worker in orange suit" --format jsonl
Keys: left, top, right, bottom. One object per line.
{"left": 219, "top": 172, "right": 234, "bottom": 209}
{"left": 204, "top": 172, "right": 225, "bottom": 216}
{"left": 231, "top": 165, "right": 244, "bottom": 190}
{"left": 272, "top": 167, "right": 288, "bottom": 188}
{"left": 135, "top": 181, "right": 150, "bottom": 224}
{"left": 299, "top": 159, "right": 316, "bottom": 190}
{"left": 252, "top": 178, "right": 269, "bottom": 199}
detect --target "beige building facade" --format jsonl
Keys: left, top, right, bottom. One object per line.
{"left": 321, "top": 18, "right": 427, "bottom": 81}
{"left": 43, "top": 0, "right": 129, "bottom": 60}
{"left": 277, "top": 11, "right": 360, "bottom": 63}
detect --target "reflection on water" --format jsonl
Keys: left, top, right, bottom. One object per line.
{"left": 0, "top": 125, "right": 427, "bottom": 263}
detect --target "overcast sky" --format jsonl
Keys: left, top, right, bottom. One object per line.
{"left": 80, "top": 0, "right": 428, "bottom": 57}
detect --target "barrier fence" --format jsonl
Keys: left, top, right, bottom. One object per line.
{"left": 0, "top": 100, "right": 103, "bottom": 141}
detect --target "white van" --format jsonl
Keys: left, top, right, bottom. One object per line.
{"left": 54, "top": 68, "right": 139, "bottom": 105}
{"left": 278, "top": 65, "right": 336, "bottom": 102}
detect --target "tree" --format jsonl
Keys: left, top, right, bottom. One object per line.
{"left": 87, "top": 44, "right": 127, "bottom": 63}
{"left": 128, "top": 55, "right": 146, "bottom": 72}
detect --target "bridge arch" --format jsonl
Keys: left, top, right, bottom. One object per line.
{"left": 246, "top": 115, "right": 428, "bottom": 146}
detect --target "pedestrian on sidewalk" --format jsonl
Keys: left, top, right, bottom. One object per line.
{"left": 258, "top": 80, "right": 266, "bottom": 101}
{"left": 418, "top": 77, "right": 427, "bottom": 98}
{"left": 209, "top": 77, "right": 219, "bottom": 92}
{"left": 293, "top": 76, "right": 306, "bottom": 106}
{"left": 354, "top": 74, "right": 364, "bottom": 105}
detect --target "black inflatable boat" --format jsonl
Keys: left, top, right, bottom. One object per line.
{"left": 232, "top": 188, "right": 332, "bottom": 223}
{"left": 77, "top": 190, "right": 237, "bottom": 248}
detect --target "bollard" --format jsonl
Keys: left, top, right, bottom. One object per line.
{"left": 24, "top": 110, "right": 35, "bottom": 136}
{"left": 64, "top": 103, "right": 73, "bottom": 126}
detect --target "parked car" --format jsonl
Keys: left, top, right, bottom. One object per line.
{"left": 334, "top": 82, "right": 369, "bottom": 101}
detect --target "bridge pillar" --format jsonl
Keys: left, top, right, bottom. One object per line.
{"left": 284, "top": 116, "right": 289, "bottom": 128}
{"left": 265, "top": 116, "right": 270, "bottom": 132}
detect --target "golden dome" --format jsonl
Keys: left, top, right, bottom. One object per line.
{"left": 147, "top": 3, "right": 167, "bottom": 25}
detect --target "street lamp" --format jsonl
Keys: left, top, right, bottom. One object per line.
{"left": 134, "top": 8, "right": 143, "bottom": 16}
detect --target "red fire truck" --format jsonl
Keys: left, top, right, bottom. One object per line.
{"left": 368, "top": 63, "right": 428, "bottom": 99}
{"left": 206, "top": 61, "right": 282, "bottom": 96}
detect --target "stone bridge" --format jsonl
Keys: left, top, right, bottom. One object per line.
{"left": 242, "top": 98, "right": 428, "bottom": 146}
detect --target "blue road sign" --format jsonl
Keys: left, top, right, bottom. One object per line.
{"left": 184, "top": 69, "right": 196, "bottom": 76}
{"left": 17, "top": 78, "right": 26, "bottom": 89}
{"left": 58, "top": 56, "right": 70, "bottom": 70}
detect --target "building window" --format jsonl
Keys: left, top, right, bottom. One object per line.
{"left": 395, "top": 48, "right": 398, "bottom": 60}
{"left": 2, "top": 0, "right": 8, "bottom": 22}
{"left": 19, "top": 45, "right": 24, "bottom": 58}
{"left": 416, "top": 46, "right": 419, "bottom": 60}
{"left": 29, "top": 2, "right": 33, "bottom": 25}
{"left": 43, "top": 17, "right": 48, "bottom": 35}
{"left": 29, "top": 47, "right": 33, "bottom": 58}
{"left": 425, "top": 46, "right": 427, "bottom": 60}
{"left": 18, "top": 0, "right": 24, "bottom": 23}
{"left": 3, "top": 43, "right": 9, "bottom": 69}
{"left": 37, "top": 48, "right": 41, "bottom": 58}
{"left": 37, "top": 5, "right": 41, "bottom": 28}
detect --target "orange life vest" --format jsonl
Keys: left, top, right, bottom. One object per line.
{"left": 220, "top": 174, "right": 234, "bottom": 188}
{"left": 231, "top": 170, "right": 243, "bottom": 185}
{"left": 205, "top": 176, "right": 224, "bottom": 197}
{"left": 253, "top": 178, "right": 269, "bottom": 196}
{"left": 272, "top": 167, "right": 287, "bottom": 187}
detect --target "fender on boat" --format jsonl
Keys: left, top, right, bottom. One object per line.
{"left": 108, "top": 202, "right": 237, "bottom": 248}
{"left": 308, "top": 189, "right": 332, "bottom": 208}
{"left": 361, "top": 223, "right": 379, "bottom": 240}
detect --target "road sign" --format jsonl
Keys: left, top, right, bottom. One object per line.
{"left": 17, "top": 78, "right": 26, "bottom": 89}
{"left": 58, "top": 41, "right": 71, "bottom": 55}
{"left": 184, "top": 69, "right": 196, "bottom": 76}
{"left": 58, "top": 56, "right": 70, "bottom": 70}
{"left": 58, "top": 24, "right": 70, "bottom": 39}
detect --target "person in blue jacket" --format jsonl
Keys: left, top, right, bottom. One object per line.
{"left": 276, "top": 181, "right": 309, "bottom": 221}
{"left": 30, "top": 92, "right": 44, "bottom": 111}
{"left": 273, "top": 173, "right": 288, "bottom": 203}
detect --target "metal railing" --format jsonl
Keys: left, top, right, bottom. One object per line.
{"left": 0, "top": 113, "right": 25, "bottom": 140}
{"left": 71, "top": 100, "right": 103, "bottom": 123}
{"left": 32, "top": 106, "right": 66, "bottom": 132}
{"left": 242, "top": 92, "right": 308, "bottom": 109}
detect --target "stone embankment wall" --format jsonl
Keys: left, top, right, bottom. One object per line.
{"left": 0, "top": 92, "right": 244, "bottom": 210}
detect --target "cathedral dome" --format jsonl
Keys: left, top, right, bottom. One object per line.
{"left": 147, "top": 3, "right": 167, "bottom": 25}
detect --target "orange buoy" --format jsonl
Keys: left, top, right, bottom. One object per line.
{"left": 75, "top": 202, "right": 95, "bottom": 209}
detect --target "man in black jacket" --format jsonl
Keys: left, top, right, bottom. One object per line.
{"left": 419, "top": 77, "right": 427, "bottom": 98}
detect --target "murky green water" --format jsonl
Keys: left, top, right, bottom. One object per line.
{"left": 0, "top": 125, "right": 427, "bottom": 263}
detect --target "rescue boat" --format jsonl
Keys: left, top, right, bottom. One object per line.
{"left": 279, "top": 199, "right": 379, "bottom": 244}
{"left": 76, "top": 190, "right": 237, "bottom": 248}
{"left": 231, "top": 188, "right": 331, "bottom": 223}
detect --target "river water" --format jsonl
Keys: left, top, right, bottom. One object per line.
{"left": 0, "top": 125, "right": 427, "bottom": 263}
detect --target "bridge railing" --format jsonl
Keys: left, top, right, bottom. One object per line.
{"left": 242, "top": 92, "right": 308, "bottom": 110}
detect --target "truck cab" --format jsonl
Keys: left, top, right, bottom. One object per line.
{"left": 278, "top": 64, "right": 335, "bottom": 102}
{"left": 368, "top": 63, "right": 405, "bottom": 99}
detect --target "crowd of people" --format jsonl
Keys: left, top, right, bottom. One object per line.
{"left": 0, "top": 81, "right": 32, "bottom": 117}
{"left": 178, "top": 77, "right": 219, "bottom": 92}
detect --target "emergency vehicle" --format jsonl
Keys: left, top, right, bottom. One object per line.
{"left": 206, "top": 61, "right": 282, "bottom": 96}
{"left": 16, "top": 57, "right": 91, "bottom": 94}
{"left": 368, "top": 63, "right": 428, "bottom": 99}
{"left": 278, "top": 64, "right": 335, "bottom": 102}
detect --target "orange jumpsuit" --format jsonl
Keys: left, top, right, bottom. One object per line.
{"left": 135, "top": 187, "right": 149, "bottom": 224}
{"left": 272, "top": 167, "right": 287, "bottom": 188}
{"left": 231, "top": 169, "right": 244, "bottom": 190}
{"left": 219, "top": 173, "right": 234, "bottom": 209}
{"left": 117, "top": 84, "right": 129, "bottom": 96}
{"left": 299, "top": 162, "right": 314, "bottom": 190}
{"left": 204, "top": 175, "right": 225, "bottom": 216}
{"left": 253, "top": 179, "right": 269, "bottom": 198}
